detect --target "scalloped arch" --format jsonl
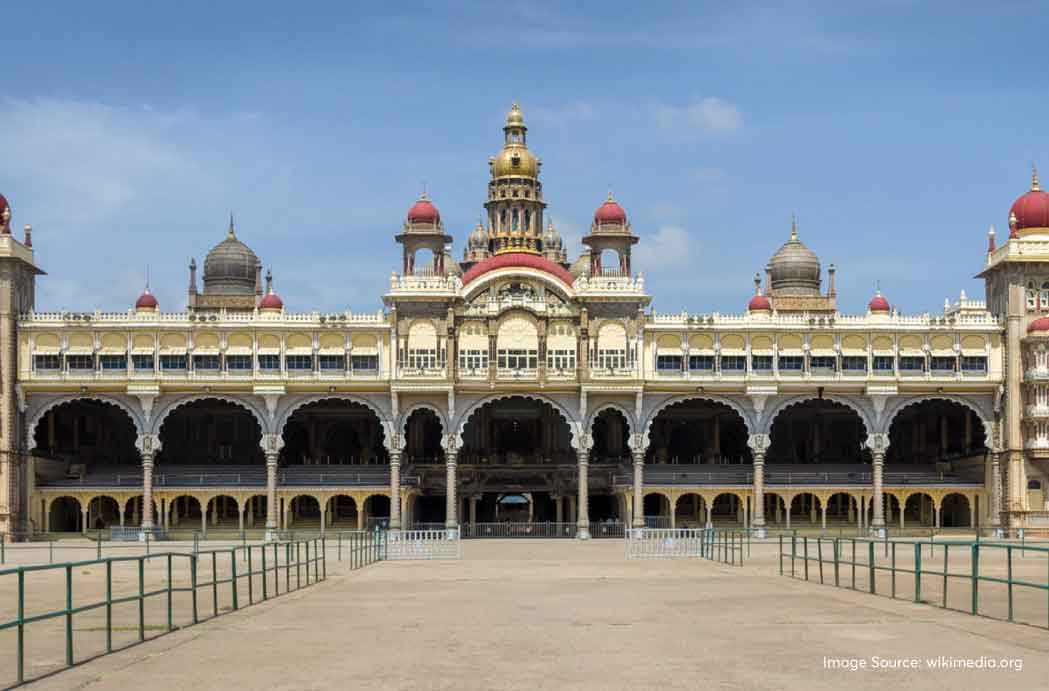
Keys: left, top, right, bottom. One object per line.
{"left": 27, "top": 395, "right": 145, "bottom": 448}
{"left": 585, "top": 402, "right": 635, "bottom": 433}
{"left": 762, "top": 395, "right": 873, "bottom": 438}
{"left": 641, "top": 395, "right": 754, "bottom": 448}
{"left": 276, "top": 395, "right": 393, "bottom": 450}
{"left": 398, "top": 403, "right": 448, "bottom": 451}
{"left": 882, "top": 395, "right": 993, "bottom": 445}
{"left": 455, "top": 393, "right": 578, "bottom": 449}
{"left": 152, "top": 395, "right": 268, "bottom": 438}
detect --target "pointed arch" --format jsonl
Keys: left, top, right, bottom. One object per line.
{"left": 27, "top": 394, "right": 145, "bottom": 446}
{"left": 152, "top": 394, "right": 269, "bottom": 437}
{"left": 455, "top": 393, "right": 578, "bottom": 449}
{"left": 761, "top": 394, "right": 873, "bottom": 437}
{"left": 275, "top": 395, "right": 393, "bottom": 449}
{"left": 882, "top": 394, "right": 993, "bottom": 443}
{"left": 641, "top": 394, "right": 754, "bottom": 448}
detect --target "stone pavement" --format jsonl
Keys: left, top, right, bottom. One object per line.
{"left": 28, "top": 540, "right": 1049, "bottom": 690}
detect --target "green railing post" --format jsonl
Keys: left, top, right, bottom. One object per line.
{"left": 942, "top": 544, "right": 949, "bottom": 609}
{"left": 891, "top": 542, "right": 897, "bottom": 599}
{"left": 914, "top": 542, "right": 922, "bottom": 603}
{"left": 138, "top": 558, "right": 145, "bottom": 642}
{"left": 833, "top": 538, "right": 840, "bottom": 587}
{"left": 167, "top": 553, "right": 173, "bottom": 632}
{"left": 211, "top": 551, "right": 219, "bottom": 617}
{"left": 338, "top": 532, "right": 342, "bottom": 562}
{"left": 261, "top": 544, "right": 268, "bottom": 600}
{"left": 803, "top": 537, "right": 809, "bottom": 581}
{"left": 231, "top": 550, "right": 239, "bottom": 611}
{"left": 273, "top": 542, "right": 280, "bottom": 596}
{"left": 778, "top": 535, "right": 783, "bottom": 575}
{"left": 106, "top": 560, "right": 113, "bottom": 653}
{"left": 791, "top": 535, "right": 796, "bottom": 577}
{"left": 1, "top": 535, "right": 5, "bottom": 565}
{"left": 17, "top": 569, "right": 24, "bottom": 685}
{"left": 285, "top": 542, "right": 291, "bottom": 593}
{"left": 868, "top": 540, "right": 876, "bottom": 594}
{"left": 190, "top": 555, "right": 199, "bottom": 624}
{"left": 97, "top": 535, "right": 102, "bottom": 561}
{"left": 1007, "top": 545, "right": 1014, "bottom": 622}
{"left": 817, "top": 538, "right": 824, "bottom": 584}
{"left": 49, "top": 540, "right": 54, "bottom": 564}
{"left": 970, "top": 543, "right": 979, "bottom": 616}
{"left": 851, "top": 540, "right": 857, "bottom": 590}
{"left": 247, "top": 546, "right": 254, "bottom": 605}
{"left": 65, "top": 564, "right": 73, "bottom": 667}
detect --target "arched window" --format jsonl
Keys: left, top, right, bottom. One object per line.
{"left": 1028, "top": 281, "right": 1038, "bottom": 311}
{"left": 1040, "top": 281, "right": 1049, "bottom": 310}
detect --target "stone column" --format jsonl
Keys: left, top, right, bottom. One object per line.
{"left": 265, "top": 451, "right": 278, "bottom": 540}
{"left": 445, "top": 450, "right": 458, "bottom": 531}
{"left": 632, "top": 449, "right": 645, "bottom": 531}
{"left": 389, "top": 450, "right": 402, "bottom": 531}
{"left": 870, "top": 451, "right": 885, "bottom": 535}
{"left": 752, "top": 451, "right": 766, "bottom": 537}
{"left": 576, "top": 449, "right": 591, "bottom": 539}
{"left": 141, "top": 450, "right": 155, "bottom": 534}
{"left": 469, "top": 495, "right": 478, "bottom": 526}
{"left": 990, "top": 450, "right": 1003, "bottom": 536}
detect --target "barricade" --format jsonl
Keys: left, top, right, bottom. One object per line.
{"left": 625, "top": 528, "right": 745, "bottom": 565}
{"left": 386, "top": 528, "right": 461, "bottom": 560}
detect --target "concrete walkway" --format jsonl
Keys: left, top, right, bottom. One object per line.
{"left": 31, "top": 540, "right": 1049, "bottom": 690}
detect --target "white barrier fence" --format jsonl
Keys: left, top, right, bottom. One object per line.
{"left": 386, "top": 528, "right": 462, "bottom": 560}
{"left": 625, "top": 528, "right": 746, "bottom": 564}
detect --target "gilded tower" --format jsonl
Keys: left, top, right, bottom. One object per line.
{"left": 486, "top": 104, "right": 546, "bottom": 255}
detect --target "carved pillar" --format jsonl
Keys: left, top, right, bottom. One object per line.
{"left": 445, "top": 448, "right": 458, "bottom": 529}
{"left": 747, "top": 434, "right": 769, "bottom": 537}
{"left": 389, "top": 450, "right": 402, "bottom": 531}
{"left": 632, "top": 449, "right": 644, "bottom": 529}
{"left": 141, "top": 451, "right": 154, "bottom": 531}
{"left": 991, "top": 450, "right": 1003, "bottom": 534}
{"left": 265, "top": 451, "right": 278, "bottom": 538}
{"left": 869, "top": 433, "right": 887, "bottom": 536}
{"left": 576, "top": 448, "right": 590, "bottom": 539}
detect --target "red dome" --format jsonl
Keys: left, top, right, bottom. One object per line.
{"left": 1028, "top": 316, "right": 1049, "bottom": 334}
{"left": 407, "top": 196, "right": 440, "bottom": 223}
{"left": 259, "top": 291, "right": 284, "bottom": 310}
{"left": 1010, "top": 170, "right": 1049, "bottom": 230}
{"left": 594, "top": 195, "right": 627, "bottom": 224}
{"left": 462, "top": 252, "right": 575, "bottom": 286}
{"left": 868, "top": 293, "right": 890, "bottom": 312}
{"left": 747, "top": 294, "right": 771, "bottom": 311}
{"left": 135, "top": 290, "right": 158, "bottom": 309}
{"left": 0, "top": 193, "right": 9, "bottom": 215}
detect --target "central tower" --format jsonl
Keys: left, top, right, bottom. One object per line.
{"left": 486, "top": 103, "right": 546, "bottom": 255}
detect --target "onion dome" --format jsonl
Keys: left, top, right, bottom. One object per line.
{"left": 1028, "top": 316, "right": 1049, "bottom": 334}
{"left": 135, "top": 288, "right": 158, "bottom": 311}
{"left": 868, "top": 289, "right": 890, "bottom": 313}
{"left": 747, "top": 294, "right": 771, "bottom": 312}
{"left": 491, "top": 103, "right": 539, "bottom": 178}
{"left": 259, "top": 269, "right": 283, "bottom": 310}
{"left": 768, "top": 217, "right": 821, "bottom": 296}
{"left": 461, "top": 252, "right": 575, "bottom": 286}
{"left": 1010, "top": 167, "right": 1049, "bottom": 233}
{"left": 406, "top": 194, "right": 440, "bottom": 224}
{"left": 594, "top": 193, "right": 627, "bottom": 224}
{"left": 468, "top": 221, "right": 489, "bottom": 249}
{"left": 542, "top": 221, "right": 563, "bottom": 250}
{"left": 203, "top": 216, "right": 260, "bottom": 296}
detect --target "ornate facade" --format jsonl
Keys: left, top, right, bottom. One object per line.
{"left": 0, "top": 104, "right": 1043, "bottom": 540}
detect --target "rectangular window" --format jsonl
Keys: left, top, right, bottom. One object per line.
{"left": 132, "top": 355, "right": 154, "bottom": 372}
{"left": 961, "top": 356, "right": 987, "bottom": 373}
{"left": 720, "top": 355, "right": 746, "bottom": 372}
{"left": 778, "top": 355, "right": 804, "bottom": 371}
{"left": 227, "top": 355, "right": 253, "bottom": 371}
{"left": 319, "top": 355, "right": 346, "bottom": 371}
{"left": 596, "top": 349, "right": 626, "bottom": 370}
{"left": 66, "top": 355, "right": 94, "bottom": 370}
{"left": 546, "top": 349, "right": 575, "bottom": 371}
{"left": 751, "top": 355, "right": 773, "bottom": 371}
{"left": 688, "top": 354, "right": 715, "bottom": 371}
{"left": 406, "top": 348, "right": 438, "bottom": 369}
{"left": 841, "top": 356, "right": 867, "bottom": 372}
{"left": 258, "top": 354, "right": 281, "bottom": 371}
{"left": 193, "top": 354, "right": 220, "bottom": 371}
{"left": 350, "top": 354, "right": 378, "bottom": 371}
{"left": 497, "top": 349, "right": 538, "bottom": 370}
{"left": 930, "top": 356, "right": 956, "bottom": 372}
{"left": 872, "top": 355, "right": 894, "bottom": 372}
{"left": 99, "top": 355, "right": 127, "bottom": 370}
{"left": 160, "top": 354, "right": 187, "bottom": 371}
{"left": 286, "top": 355, "right": 314, "bottom": 371}
{"left": 898, "top": 356, "right": 925, "bottom": 371}
{"left": 458, "top": 349, "right": 489, "bottom": 372}
{"left": 34, "top": 354, "right": 60, "bottom": 371}
{"left": 656, "top": 354, "right": 683, "bottom": 372}
{"left": 810, "top": 356, "right": 836, "bottom": 371}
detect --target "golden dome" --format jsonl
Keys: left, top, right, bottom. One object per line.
{"left": 505, "top": 102, "right": 525, "bottom": 128}
{"left": 491, "top": 145, "right": 539, "bottom": 178}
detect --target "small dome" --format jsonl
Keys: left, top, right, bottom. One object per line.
{"left": 0, "top": 193, "right": 9, "bottom": 217}
{"left": 748, "top": 294, "right": 771, "bottom": 311}
{"left": 259, "top": 289, "right": 283, "bottom": 310}
{"left": 468, "top": 222, "right": 489, "bottom": 249}
{"left": 594, "top": 193, "right": 627, "bottom": 224}
{"left": 203, "top": 217, "right": 260, "bottom": 296}
{"left": 491, "top": 145, "right": 538, "bottom": 178}
{"left": 505, "top": 102, "right": 525, "bottom": 128}
{"left": 542, "top": 221, "right": 563, "bottom": 250}
{"left": 443, "top": 252, "right": 462, "bottom": 276}
{"left": 135, "top": 289, "right": 158, "bottom": 310}
{"left": 407, "top": 195, "right": 440, "bottom": 223}
{"left": 769, "top": 219, "right": 821, "bottom": 296}
{"left": 1010, "top": 168, "right": 1049, "bottom": 231}
{"left": 868, "top": 291, "right": 890, "bottom": 312}
{"left": 1029, "top": 316, "right": 1049, "bottom": 334}
{"left": 570, "top": 250, "right": 591, "bottom": 278}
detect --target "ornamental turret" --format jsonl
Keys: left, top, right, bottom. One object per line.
{"left": 396, "top": 193, "right": 454, "bottom": 276}
{"left": 485, "top": 103, "right": 546, "bottom": 255}
{"left": 581, "top": 193, "right": 638, "bottom": 276}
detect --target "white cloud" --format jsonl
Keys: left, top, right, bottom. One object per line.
{"left": 652, "top": 98, "right": 743, "bottom": 136}
{"left": 633, "top": 225, "right": 696, "bottom": 271}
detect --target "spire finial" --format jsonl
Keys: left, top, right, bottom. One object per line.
{"left": 754, "top": 272, "right": 762, "bottom": 295}
{"left": 145, "top": 265, "right": 150, "bottom": 292}
{"left": 265, "top": 267, "right": 274, "bottom": 294}
{"left": 228, "top": 213, "right": 236, "bottom": 238}
{"left": 1033, "top": 164, "right": 1041, "bottom": 192}
{"left": 875, "top": 279, "right": 881, "bottom": 297}
{"left": 790, "top": 212, "right": 798, "bottom": 241}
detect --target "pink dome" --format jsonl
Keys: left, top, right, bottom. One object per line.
{"left": 259, "top": 291, "right": 284, "bottom": 310}
{"left": 868, "top": 293, "right": 890, "bottom": 312}
{"left": 462, "top": 252, "right": 575, "bottom": 286}
{"left": 407, "top": 195, "right": 440, "bottom": 223}
{"left": 747, "top": 294, "right": 771, "bottom": 311}
{"left": 594, "top": 195, "right": 627, "bottom": 224}
{"left": 1028, "top": 316, "right": 1049, "bottom": 334}
{"left": 135, "top": 290, "right": 158, "bottom": 309}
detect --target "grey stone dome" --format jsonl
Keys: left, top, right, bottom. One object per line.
{"left": 443, "top": 252, "right": 462, "bottom": 276}
{"left": 468, "top": 222, "right": 488, "bottom": 250}
{"left": 203, "top": 220, "right": 260, "bottom": 296}
{"left": 769, "top": 223, "right": 820, "bottom": 296}
{"left": 570, "top": 249, "right": 591, "bottom": 278}
{"left": 542, "top": 221, "right": 563, "bottom": 250}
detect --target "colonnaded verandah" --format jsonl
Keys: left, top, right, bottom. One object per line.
{"left": 1, "top": 102, "right": 1048, "bottom": 541}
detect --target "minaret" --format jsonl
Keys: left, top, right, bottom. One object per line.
{"left": 486, "top": 103, "right": 546, "bottom": 255}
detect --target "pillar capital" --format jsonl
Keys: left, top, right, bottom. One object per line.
{"left": 747, "top": 434, "right": 770, "bottom": 454}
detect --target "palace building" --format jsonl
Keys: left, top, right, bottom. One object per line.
{"left": 0, "top": 102, "right": 1044, "bottom": 540}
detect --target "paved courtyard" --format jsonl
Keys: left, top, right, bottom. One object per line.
{"left": 23, "top": 540, "right": 1049, "bottom": 690}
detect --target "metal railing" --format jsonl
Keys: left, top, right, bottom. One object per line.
{"left": 386, "top": 529, "right": 461, "bottom": 560}
{"left": 451, "top": 522, "right": 625, "bottom": 539}
{"left": 0, "top": 538, "right": 326, "bottom": 686}
{"left": 625, "top": 528, "right": 746, "bottom": 565}
{"left": 779, "top": 535, "right": 1049, "bottom": 629}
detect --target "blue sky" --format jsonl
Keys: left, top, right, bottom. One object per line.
{"left": 1, "top": 1, "right": 1046, "bottom": 315}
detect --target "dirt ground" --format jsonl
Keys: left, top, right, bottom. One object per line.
{"left": 5, "top": 538, "right": 1046, "bottom": 690}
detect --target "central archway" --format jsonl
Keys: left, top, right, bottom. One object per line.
{"left": 158, "top": 398, "right": 263, "bottom": 466}
{"left": 645, "top": 399, "right": 751, "bottom": 465}
{"left": 767, "top": 399, "right": 869, "bottom": 465}
{"left": 281, "top": 399, "right": 389, "bottom": 466}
